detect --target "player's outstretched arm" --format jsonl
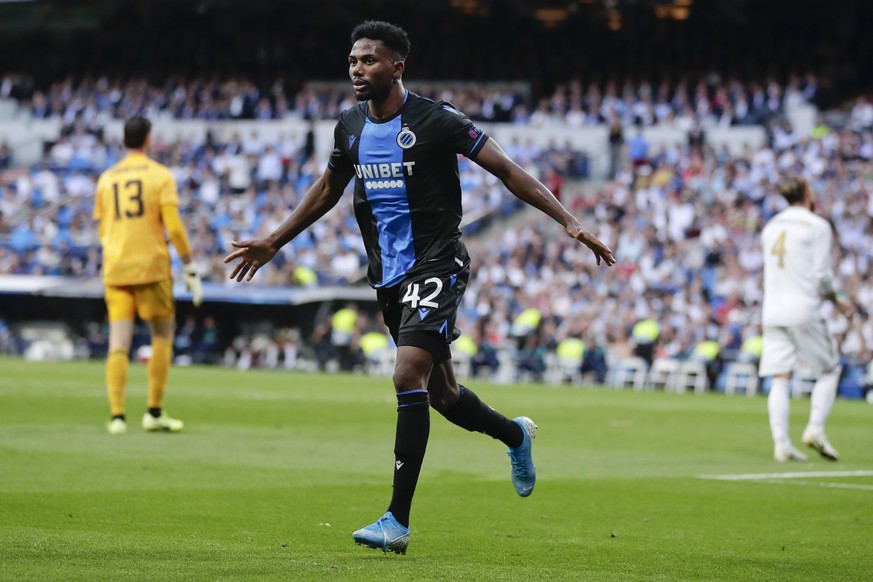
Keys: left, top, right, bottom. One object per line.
{"left": 224, "top": 166, "right": 354, "bottom": 282}
{"left": 473, "top": 139, "right": 615, "bottom": 266}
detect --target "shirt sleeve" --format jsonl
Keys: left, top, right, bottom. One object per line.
{"left": 92, "top": 175, "right": 105, "bottom": 221}
{"left": 813, "top": 219, "right": 835, "bottom": 296}
{"left": 158, "top": 169, "right": 180, "bottom": 207}
{"left": 435, "top": 102, "right": 489, "bottom": 159}
{"left": 328, "top": 119, "right": 353, "bottom": 173}
{"left": 161, "top": 204, "right": 192, "bottom": 260}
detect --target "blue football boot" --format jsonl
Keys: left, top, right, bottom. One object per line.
{"left": 352, "top": 511, "right": 410, "bottom": 554}
{"left": 507, "top": 416, "right": 537, "bottom": 497}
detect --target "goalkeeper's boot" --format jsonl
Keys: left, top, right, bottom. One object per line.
{"left": 352, "top": 511, "right": 410, "bottom": 554}
{"left": 142, "top": 411, "right": 184, "bottom": 432}
{"left": 107, "top": 417, "right": 127, "bottom": 435}
{"left": 507, "top": 416, "right": 537, "bottom": 497}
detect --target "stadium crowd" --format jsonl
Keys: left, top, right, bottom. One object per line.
{"left": 1, "top": 79, "right": 872, "bottom": 393}
{"left": 0, "top": 120, "right": 540, "bottom": 284}
{"left": 1, "top": 72, "right": 820, "bottom": 127}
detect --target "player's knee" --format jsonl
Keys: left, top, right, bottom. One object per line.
{"left": 427, "top": 386, "right": 458, "bottom": 412}
{"left": 392, "top": 366, "right": 427, "bottom": 392}
{"left": 108, "top": 341, "right": 132, "bottom": 354}
{"left": 107, "top": 322, "right": 134, "bottom": 354}
{"left": 149, "top": 317, "right": 175, "bottom": 341}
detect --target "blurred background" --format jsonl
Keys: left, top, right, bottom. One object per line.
{"left": 0, "top": 0, "right": 871, "bottom": 398}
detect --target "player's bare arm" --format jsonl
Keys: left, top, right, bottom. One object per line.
{"left": 473, "top": 139, "right": 615, "bottom": 266}
{"left": 826, "top": 291, "right": 857, "bottom": 320}
{"left": 224, "top": 166, "right": 354, "bottom": 282}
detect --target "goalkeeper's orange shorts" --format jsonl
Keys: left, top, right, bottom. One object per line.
{"left": 104, "top": 279, "right": 174, "bottom": 322}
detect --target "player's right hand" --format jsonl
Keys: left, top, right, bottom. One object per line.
{"left": 224, "top": 240, "right": 279, "bottom": 282}
{"left": 565, "top": 221, "right": 616, "bottom": 267}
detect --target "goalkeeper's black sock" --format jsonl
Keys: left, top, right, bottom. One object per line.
{"left": 111, "top": 414, "right": 126, "bottom": 421}
{"left": 438, "top": 385, "right": 523, "bottom": 448}
{"left": 387, "top": 389, "right": 430, "bottom": 528}
{"left": 148, "top": 407, "right": 161, "bottom": 418}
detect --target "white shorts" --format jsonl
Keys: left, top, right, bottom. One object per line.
{"left": 758, "top": 318, "right": 839, "bottom": 378}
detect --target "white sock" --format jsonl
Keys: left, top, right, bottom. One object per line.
{"left": 768, "top": 377, "right": 791, "bottom": 448}
{"left": 807, "top": 367, "right": 841, "bottom": 435}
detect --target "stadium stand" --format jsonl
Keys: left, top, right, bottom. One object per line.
{"left": 1, "top": 73, "right": 809, "bottom": 126}
{"left": 1, "top": 98, "right": 872, "bottom": 393}
{"left": 0, "top": 0, "right": 871, "bottom": 397}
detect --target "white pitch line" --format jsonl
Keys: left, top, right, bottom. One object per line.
{"left": 766, "top": 479, "right": 873, "bottom": 492}
{"left": 699, "top": 470, "right": 873, "bottom": 481}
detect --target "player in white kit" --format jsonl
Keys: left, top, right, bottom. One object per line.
{"left": 760, "top": 176, "right": 855, "bottom": 462}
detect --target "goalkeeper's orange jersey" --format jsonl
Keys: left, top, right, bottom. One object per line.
{"left": 93, "top": 152, "right": 179, "bottom": 286}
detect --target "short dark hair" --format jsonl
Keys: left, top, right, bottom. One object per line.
{"left": 350, "top": 20, "right": 411, "bottom": 60}
{"left": 778, "top": 175, "right": 808, "bottom": 205}
{"left": 123, "top": 116, "right": 151, "bottom": 149}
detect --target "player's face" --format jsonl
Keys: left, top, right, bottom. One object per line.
{"left": 348, "top": 39, "right": 400, "bottom": 102}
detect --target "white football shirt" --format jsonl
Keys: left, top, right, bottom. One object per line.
{"left": 761, "top": 206, "right": 834, "bottom": 326}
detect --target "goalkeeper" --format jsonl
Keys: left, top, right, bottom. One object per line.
{"left": 92, "top": 116, "right": 203, "bottom": 435}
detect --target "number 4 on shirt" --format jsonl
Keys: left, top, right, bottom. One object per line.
{"left": 771, "top": 230, "right": 787, "bottom": 268}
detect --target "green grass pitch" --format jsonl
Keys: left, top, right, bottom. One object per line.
{"left": 1, "top": 357, "right": 872, "bottom": 581}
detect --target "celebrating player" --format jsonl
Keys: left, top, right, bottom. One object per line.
{"left": 760, "top": 176, "right": 855, "bottom": 462}
{"left": 93, "top": 116, "right": 203, "bottom": 435}
{"left": 224, "top": 20, "right": 615, "bottom": 553}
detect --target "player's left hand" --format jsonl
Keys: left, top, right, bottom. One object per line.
{"left": 836, "top": 300, "right": 856, "bottom": 321}
{"left": 565, "top": 222, "right": 616, "bottom": 266}
{"left": 183, "top": 262, "right": 203, "bottom": 307}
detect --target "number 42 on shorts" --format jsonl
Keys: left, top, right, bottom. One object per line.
{"left": 401, "top": 277, "right": 443, "bottom": 309}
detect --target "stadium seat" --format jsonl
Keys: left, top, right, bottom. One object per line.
{"left": 673, "top": 361, "right": 709, "bottom": 394}
{"left": 723, "top": 362, "right": 760, "bottom": 397}
{"left": 544, "top": 354, "right": 583, "bottom": 385}
{"left": 19, "top": 321, "right": 76, "bottom": 362}
{"left": 452, "top": 351, "right": 472, "bottom": 379}
{"left": 645, "top": 358, "right": 680, "bottom": 391}
{"left": 607, "top": 356, "right": 648, "bottom": 390}
{"left": 363, "top": 349, "right": 394, "bottom": 376}
{"left": 493, "top": 348, "right": 518, "bottom": 384}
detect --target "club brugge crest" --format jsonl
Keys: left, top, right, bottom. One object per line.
{"left": 396, "top": 126, "right": 417, "bottom": 149}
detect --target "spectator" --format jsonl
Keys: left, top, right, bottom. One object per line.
{"left": 628, "top": 127, "right": 648, "bottom": 168}
{"left": 607, "top": 117, "right": 624, "bottom": 179}
{"left": 330, "top": 302, "right": 359, "bottom": 371}
{"left": 631, "top": 318, "right": 660, "bottom": 367}
{"left": 0, "top": 140, "right": 11, "bottom": 170}
{"left": 193, "top": 316, "right": 222, "bottom": 364}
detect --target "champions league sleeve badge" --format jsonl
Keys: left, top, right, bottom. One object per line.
{"left": 396, "top": 126, "right": 417, "bottom": 149}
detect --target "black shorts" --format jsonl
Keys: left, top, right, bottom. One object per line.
{"left": 377, "top": 262, "right": 470, "bottom": 363}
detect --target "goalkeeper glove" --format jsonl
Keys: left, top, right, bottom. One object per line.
{"left": 183, "top": 263, "right": 203, "bottom": 307}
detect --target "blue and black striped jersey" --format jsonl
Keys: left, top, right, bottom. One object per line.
{"left": 328, "top": 91, "right": 489, "bottom": 288}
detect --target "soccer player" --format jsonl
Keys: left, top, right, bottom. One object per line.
{"left": 224, "top": 21, "right": 615, "bottom": 553}
{"left": 93, "top": 116, "right": 203, "bottom": 435}
{"left": 760, "top": 176, "right": 855, "bottom": 462}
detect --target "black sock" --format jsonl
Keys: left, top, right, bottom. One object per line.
{"left": 439, "top": 385, "right": 523, "bottom": 448}
{"left": 111, "top": 414, "right": 126, "bottom": 421}
{"left": 148, "top": 407, "right": 161, "bottom": 418}
{"left": 387, "top": 389, "right": 430, "bottom": 528}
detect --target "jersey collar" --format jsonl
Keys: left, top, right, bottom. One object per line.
{"left": 366, "top": 90, "right": 410, "bottom": 124}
